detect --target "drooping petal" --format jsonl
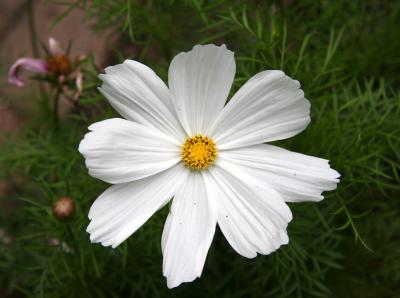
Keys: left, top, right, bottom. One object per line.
{"left": 208, "top": 164, "right": 292, "bottom": 258}
{"left": 219, "top": 144, "right": 340, "bottom": 202}
{"left": 208, "top": 70, "right": 310, "bottom": 149}
{"left": 99, "top": 60, "right": 185, "bottom": 141}
{"left": 168, "top": 44, "right": 235, "bottom": 136}
{"left": 48, "top": 37, "right": 65, "bottom": 56}
{"left": 74, "top": 70, "right": 83, "bottom": 100}
{"left": 162, "top": 170, "right": 217, "bottom": 288}
{"left": 87, "top": 164, "right": 188, "bottom": 248}
{"left": 8, "top": 58, "right": 49, "bottom": 87}
{"left": 79, "top": 118, "right": 181, "bottom": 184}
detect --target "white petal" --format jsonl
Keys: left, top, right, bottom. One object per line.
{"left": 168, "top": 44, "right": 235, "bottom": 136}
{"left": 79, "top": 118, "right": 181, "bottom": 184}
{"left": 87, "top": 164, "right": 188, "bottom": 248}
{"left": 208, "top": 164, "right": 292, "bottom": 258}
{"left": 208, "top": 70, "right": 310, "bottom": 149}
{"left": 99, "top": 60, "right": 184, "bottom": 140}
{"left": 219, "top": 144, "right": 340, "bottom": 202}
{"left": 162, "top": 170, "right": 217, "bottom": 288}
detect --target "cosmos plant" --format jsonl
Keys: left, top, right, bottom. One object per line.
{"left": 78, "top": 44, "right": 340, "bottom": 288}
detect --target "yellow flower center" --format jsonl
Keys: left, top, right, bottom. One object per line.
{"left": 182, "top": 135, "right": 217, "bottom": 170}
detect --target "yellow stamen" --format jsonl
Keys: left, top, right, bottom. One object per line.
{"left": 182, "top": 135, "right": 217, "bottom": 170}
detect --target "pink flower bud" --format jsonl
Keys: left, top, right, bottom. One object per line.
{"left": 48, "top": 37, "right": 65, "bottom": 56}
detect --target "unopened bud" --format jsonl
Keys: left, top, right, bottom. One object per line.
{"left": 52, "top": 196, "right": 75, "bottom": 221}
{"left": 48, "top": 237, "right": 61, "bottom": 246}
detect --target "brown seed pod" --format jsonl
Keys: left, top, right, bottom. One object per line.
{"left": 52, "top": 197, "right": 75, "bottom": 221}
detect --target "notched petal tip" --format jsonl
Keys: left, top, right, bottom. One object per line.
{"left": 165, "top": 273, "right": 199, "bottom": 289}
{"left": 101, "top": 59, "right": 139, "bottom": 77}
{"left": 280, "top": 231, "right": 289, "bottom": 245}
{"left": 98, "top": 74, "right": 106, "bottom": 81}
{"left": 77, "top": 139, "right": 86, "bottom": 155}
{"left": 331, "top": 168, "right": 341, "bottom": 179}
{"left": 192, "top": 43, "right": 234, "bottom": 56}
{"left": 86, "top": 118, "right": 122, "bottom": 131}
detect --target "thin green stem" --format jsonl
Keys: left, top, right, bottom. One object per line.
{"left": 53, "top": 87, "right": 62, "bottom": 126}
{"left": 27, "top": 0, "right": 47, "bottom": 103}
{"left": 27, "top": 0, "right": 39, "bottom": 57}
{"left": 338, "top": 195, "right": 374, "bottom": 253}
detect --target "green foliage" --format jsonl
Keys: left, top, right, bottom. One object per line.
{"left": 1, "top": 0, "right": 399, "bottom": 297}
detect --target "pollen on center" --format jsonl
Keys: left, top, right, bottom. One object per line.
{"left": 182, "top": 135, "right": 217, "bottom": 170}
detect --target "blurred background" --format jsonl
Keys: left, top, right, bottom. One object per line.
{"left": 0, "top": 1, "right": 399, "bottom": 297}
{"left": 0, "top": 0, "right": 111, "bottom": 141}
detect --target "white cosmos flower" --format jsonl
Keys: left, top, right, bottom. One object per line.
{"left": 78, "top": 44, "right": 340, "bottom": 288}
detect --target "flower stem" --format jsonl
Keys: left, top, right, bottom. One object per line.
{"left": 53, "top": 87, "right": 61, "bottom": 126}
{"left": 27, "top": 0, "right": 39, "bottom": 57}
{"left": 27, "top": 0, "right": 47, "bottom": 104}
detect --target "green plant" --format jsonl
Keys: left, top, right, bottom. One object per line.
{"left": 0, "top": 1, "right": 399, "bottom": 297}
